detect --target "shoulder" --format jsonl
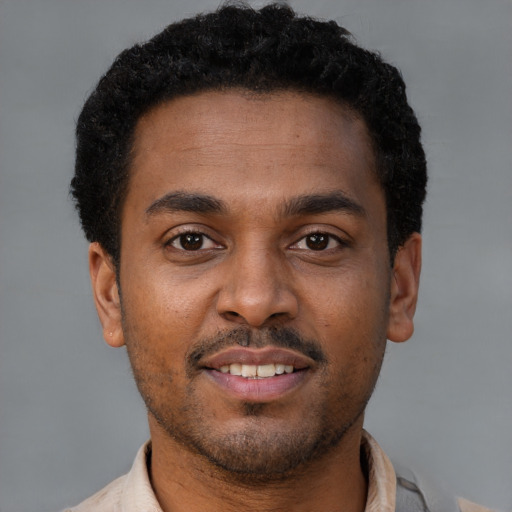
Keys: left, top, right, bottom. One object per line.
{"left": 458, "top": 497, "right": 497, "bottom": 512}
{"left": 395, "top": 464, "right": 497, "bottom": 512}
{"left": 62, "top": 474, "right": 126, "bottom": 512}
{"left": 62, "top": 441, "right": 159, "bottom": 512}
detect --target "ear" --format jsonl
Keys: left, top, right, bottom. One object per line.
{"left": 88, "top": 242, "right": 124, "bottom": 347}
{"left": 386, "top": 232, "right": 422, "bottom": 343}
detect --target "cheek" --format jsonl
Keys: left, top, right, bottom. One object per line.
{"left": 305, "top": 267, "right": 390, "bottom": 357}
{"left": 312, "top": 264, "right": 390, "bottom": 318}
{"left": 122, "top": 262, "right": 213, "bottom": 336}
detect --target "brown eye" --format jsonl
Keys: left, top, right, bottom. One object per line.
{"left": 305, "top": 233, "right": 329, "bottom": 251}
{"left": 292, "top": 232, "right": 344, "bottom": 252}
{"left": 176, "top": 233, "right": 204, "bottom": 251}
{"left": 167, "top": 230, "right": 221, "bottom": 254}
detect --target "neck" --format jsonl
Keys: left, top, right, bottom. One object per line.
{"left": 147, "top": 416, "right": 368, "bottom": 512}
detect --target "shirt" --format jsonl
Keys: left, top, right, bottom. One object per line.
{"left": 65, "top": 431, "right": 494, "bottom": 512}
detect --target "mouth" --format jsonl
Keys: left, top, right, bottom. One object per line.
{"left": 200, "top": 348, "right": 313, "bottom": 401}
{"left": 216, "top": 362, "right": 297, "bottom": 378}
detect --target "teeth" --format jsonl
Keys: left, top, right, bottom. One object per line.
{"left": 241, "top": 365, "right": 257, "bottom": 377}
{"left": 275, "top": 364, "right": 285, "bottom": 375}
{"left": 229, "top": 363, "right": 242, "bottom": 376}
{"left": 218, "top": 363, "right": 296, "bottom": 378}
{"left": 257, "top": 364, "right": 276, "bottom": 377}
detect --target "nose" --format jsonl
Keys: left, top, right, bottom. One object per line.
{"left": 216, "top": 246, "right": 299, "bottom": 327}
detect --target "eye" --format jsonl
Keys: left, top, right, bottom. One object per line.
{"left": 293, "top": 232, "right": 343, "bottom": 251}
{"left": 168, "top": 232, "right": 219, "bottom": 251}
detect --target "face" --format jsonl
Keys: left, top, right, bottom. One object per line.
{"left": 91, "top": 90, "right": 420, "bottom": 477}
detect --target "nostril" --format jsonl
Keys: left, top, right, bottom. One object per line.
{"left": 223, "top": 311, "right": 243, "bottom": 322}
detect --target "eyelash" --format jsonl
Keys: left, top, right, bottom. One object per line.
{"left": 291, "top": 232, "right": 346, "bottom": 252}
{"left": 165, "top": 229, "right": 221, "bottom": 252}
{"left": 165, "top": 229, "right": 347, "bottom": 253}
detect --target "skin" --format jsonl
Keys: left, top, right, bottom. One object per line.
{"left": 89, "top": 91, "right": 421, "bottom": 512}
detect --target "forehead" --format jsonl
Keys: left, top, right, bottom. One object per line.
{"left": 127, "top": 90, "right": 379, "bottom": 214}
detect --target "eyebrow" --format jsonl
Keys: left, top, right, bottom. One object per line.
{"left": 145, "top": 192, "right": 227, "bottom": 217}
{"left": 145, "top": 190, "right": 365, "bottom": 220}
{"left": 281, "top": 191, "right": 366, "bottom": 218}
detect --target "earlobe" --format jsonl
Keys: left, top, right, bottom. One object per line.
{"left": 386, "top": 233, "right": 422, "bottom": 343}
{"left": 88, "top": 242, "right": 125, "bottom": 347}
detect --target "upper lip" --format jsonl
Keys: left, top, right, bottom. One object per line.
{"left": 201, "top": 347, "right": 313, "bottom": 370}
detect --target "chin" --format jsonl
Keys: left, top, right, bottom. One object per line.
{"left": 153, "top": 405, "right": 357, "bottom": 480}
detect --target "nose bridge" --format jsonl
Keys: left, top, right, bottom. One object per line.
{"left": 216, "top": 240, "right": 298, "bottom": 327}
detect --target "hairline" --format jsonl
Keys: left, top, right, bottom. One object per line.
{"left": 111, "top": 86, "right": 391, "bottom": 273}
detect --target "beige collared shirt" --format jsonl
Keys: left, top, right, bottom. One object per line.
{"left": 65, "top": 431, "right": 493, "bottom": 512}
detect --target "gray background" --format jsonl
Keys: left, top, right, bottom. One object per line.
{"left": 0, "top": 0, "right": 511, "bottom": 511}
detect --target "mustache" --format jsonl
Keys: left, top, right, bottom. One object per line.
{"left": 186, "top": 326, "right": 327, "bottom": 371}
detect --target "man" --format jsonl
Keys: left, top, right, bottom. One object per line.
{"left": 67, "top": 4, "right": 492, "bottom": 511}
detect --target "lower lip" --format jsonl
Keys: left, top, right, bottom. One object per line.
{"left": 204, "top": 369, "right": 309, "bottom": 402}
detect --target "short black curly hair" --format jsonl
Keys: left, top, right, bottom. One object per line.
{"left": 72, "top": 2, "right": 426, "bottom": 266}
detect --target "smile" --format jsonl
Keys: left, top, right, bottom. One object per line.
{"left": 200, "top": 347, "right": 313, "bottom": 401}
{"left": 218, "top": 363, "right": 295, "bottom": 378}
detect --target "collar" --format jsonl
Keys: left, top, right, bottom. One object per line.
{"left": 118, "top": 430, "right": 396, "bottom": 512}
{"left": 361, "top": 430, "right": 397, "bottom": 512}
